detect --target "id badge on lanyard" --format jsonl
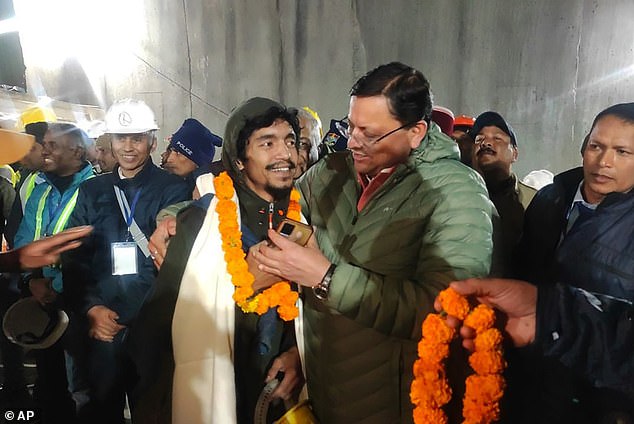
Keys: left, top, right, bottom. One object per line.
{"left": 112, "top": 186, "right": 143, "bottom": 275}
{"left": 111, "top": 242, "right": 138, "bottom": 275}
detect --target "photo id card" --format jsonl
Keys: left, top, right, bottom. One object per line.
{"left": 111, "top": 242, "right": 138, "bottom": 275}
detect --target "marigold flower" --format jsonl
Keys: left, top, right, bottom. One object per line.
{"left": 418, "top": 339, "right": 450, "bottom": 364}
{"left": 424, "top": 375, "right": 452, "bottom": 406}
{"left": 226, "top": 261, "right": 246, "bottom": 277}
{"left": 240, "top": 296, "right": 259, "bottom": 314}
{"left": 463, "top": 396, "right": 501, "bottom": 424}
{"left": 413, "top": 355, "right": 444, "bottom": 375}
{"left": 421, "top": 313, "right": 455, "bottom": 344}
{"left": 468, "top": 349, "right": 506, "bottom": 375}
{"left": 233, "top": 285, "right": 253, "bottom": 300}
{"left": 464, "top": 304, "right": 496, "bottom": 333}
{"left": 277, "top": 303, "right": 299, "bottom": 321}
{"left": 413, "top": 405, "right": 448, "bottom": 424}
{"left": 254, "top": 294, "right": 270, "bottom": 315}
{"left": 214, "top": 172, "right": 235, "bottom": 198}
{"left": 216, "top": 200, "right": 237, "bottom": 216}
{"left": 224, "top": 249, "right": 245, "bottom": 264}
{"left": 410, "top": 368, "right": 452, "bottom": 406}
{"left": 289, "top": 188, "right": 301, "bottom": 202}
{"left": 438, "top": 287, "right": 470, "bottom": 320}
{"left": 465, "top": 374, "right": 505, "bottom": 404}
{"left": 263, "top": 284, "right": 283, "bottom": 306}
{"left": 474, "top": 328, "right": 504, "bottom": 352}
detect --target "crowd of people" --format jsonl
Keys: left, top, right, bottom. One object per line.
{"left": 0, "top": 61, "right": 632, "bottom": 424}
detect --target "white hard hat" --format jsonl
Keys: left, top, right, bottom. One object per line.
{"left": 104, "top": 99, "right": 159, "bottom": 134}
{"left": 81, "top": 120, "right": 107, "bottom": 139}
{"left": 522, "top": 169, "right": 554, "bottom": 191}
{"left": 3, "top": 298, "right": 69, "bottom": 350}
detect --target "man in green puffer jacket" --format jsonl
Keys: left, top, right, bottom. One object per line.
{"left": 254, "top": 62, "right": 495, "bottom": 423}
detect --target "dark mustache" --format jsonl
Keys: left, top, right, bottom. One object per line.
{"left": 265, "top": 160, "right": 296, "bottom": 171}
{"left": 477, "top": 147, "right": 496, "bottom": 156}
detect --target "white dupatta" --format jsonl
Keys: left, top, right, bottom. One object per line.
{"left": 171, "top": 175, "right": 236, "bottom": 423}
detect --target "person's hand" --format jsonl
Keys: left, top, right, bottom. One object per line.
{"left": 266, "top": 346, "right": 305, "bottom": 401}
{"left": 149, "top": 216, "right": 177, "bottom": 269}
{"left": 28, "top": 278, "right": 57, "bottom": 305}
{"left": 17, "top": 225, "right": 93, "bottom": 269}
{"left": 437, "top": 278, "right": 537, "bottom": 350}
{"left": 246, "top": 241, "right": 284, "bottom": 291}
{"left": 253, "top": 229, "right": 331, "bottom": 288}
{"left": 87, "top": 305, "right": 126, "bottom": 342}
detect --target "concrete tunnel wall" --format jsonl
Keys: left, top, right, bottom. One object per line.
{"left": 15, "top": 0, "right": 634, "bottom": 177}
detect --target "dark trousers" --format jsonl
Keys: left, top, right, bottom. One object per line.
{"left": 33, "top": 309, "right": 90, "bottom": 424}
{"left": 0, "top": 274, "right": 27, "bottom": 402}
{"left": 33, "top": 340, "right": 77, "bottom": 424}
{"left": 86, "top": 330, "right": 134, "bottom": 424}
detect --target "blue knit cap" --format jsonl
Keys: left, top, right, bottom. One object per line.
{"left": 170, "top": 118, "right": 222, "bottom": 167}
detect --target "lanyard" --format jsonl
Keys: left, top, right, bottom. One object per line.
{"left": 119, "top": 188, "right": 143, "bottom": 228}
{"left": 34, "top": 186, "right": 80, "bottom": 239}
{"left": 113, "top": 186, "right": 151, "bottom": 258}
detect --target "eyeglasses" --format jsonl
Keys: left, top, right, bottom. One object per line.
{"left": 341, "top": 117, "right": 417, "bottom": 147}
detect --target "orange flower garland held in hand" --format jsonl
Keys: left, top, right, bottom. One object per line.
{"left": 214, "top": 171, "right": 299, "bottom": 321}
{"left": 411, "top": 288, "right": 506, "bottom": 424}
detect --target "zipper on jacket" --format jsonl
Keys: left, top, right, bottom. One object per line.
{"left": 268, "top": 202, "right": 274, "bottom": 229}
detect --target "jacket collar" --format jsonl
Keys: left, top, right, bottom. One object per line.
{"left": 42, "top": 161, "right": 94, "bottom": 189}
{"left": 112, "top": 159, "right": 155, "bottom": 188}
{"left": 234, "top": 183, "right": 290, "bottom": 241}
{"left": 553, "top": 166, "right": 634, "bottom": 212}
{"left": 410, "top": 122, "right": 461, "bottom": 166}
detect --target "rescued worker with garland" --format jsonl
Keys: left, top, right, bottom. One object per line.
{"left": 129, "top": 98, "right": 304, "bottom": 424}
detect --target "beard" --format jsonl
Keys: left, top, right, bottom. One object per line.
{"left": 265, "top": 184, "right": 293, "bottom": 201}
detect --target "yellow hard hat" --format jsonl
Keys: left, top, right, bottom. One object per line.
{"left": 302, "top": 106, "right": 323, "bottom": 138}
{"left": 16, "top": 105, "right": 58, "bottom": 130}
{"left": 0, "top": 129, "right": 35, "bottom": 165}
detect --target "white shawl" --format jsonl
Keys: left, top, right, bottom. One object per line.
{"left": 171, "top": 177, "right": 237, "bottom": 424}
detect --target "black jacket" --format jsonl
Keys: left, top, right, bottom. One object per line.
{"left": 62, "top": 161, "right": 189, "bottom": 324}
{"left": 537, "top": 283, "right": 634, "bottom": 396}
{"left": 510, "top": 166, "right": 634, "bottom": 423}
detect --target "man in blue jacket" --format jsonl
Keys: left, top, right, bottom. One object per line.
{"left": 14, "top": 122, "right": 94, "bottom": 423}
{"left": 510, "top": 103, "right": 634, "bottom": 423}
{"left": 62, "top": 99, "right": 189, "bottom": 424}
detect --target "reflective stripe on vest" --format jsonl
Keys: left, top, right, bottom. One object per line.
{"left": 19, "top": 173, "right": 38, "bottom": 212}
{"left": 34, "top": 186, "right": 81, "bottom": 240}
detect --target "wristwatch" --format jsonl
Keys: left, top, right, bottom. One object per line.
{"left": 313, "top": 264, "right": 336, "bottom": 301}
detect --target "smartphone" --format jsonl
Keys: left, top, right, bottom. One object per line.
{"left": 276, "top": 218, "right": 313, "bottom": 246}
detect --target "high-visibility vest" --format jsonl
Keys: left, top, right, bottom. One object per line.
{"left": 19, "top": 173, "right": 39, "bottom": 212}
{"left": 33, "top": 185, "right": 82, "bottom": 240}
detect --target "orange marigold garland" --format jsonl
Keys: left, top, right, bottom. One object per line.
{"left": 462, "top": 303, "right": 506, "bottom": 424}
{"left": 214, "top": 171, "right": 299, "bottom": 321}
{"left": 411, "top": 287, "right": 506, "bottom": 424}
{"left": 410, "top": 313, "right": 454, "bottom": 424}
